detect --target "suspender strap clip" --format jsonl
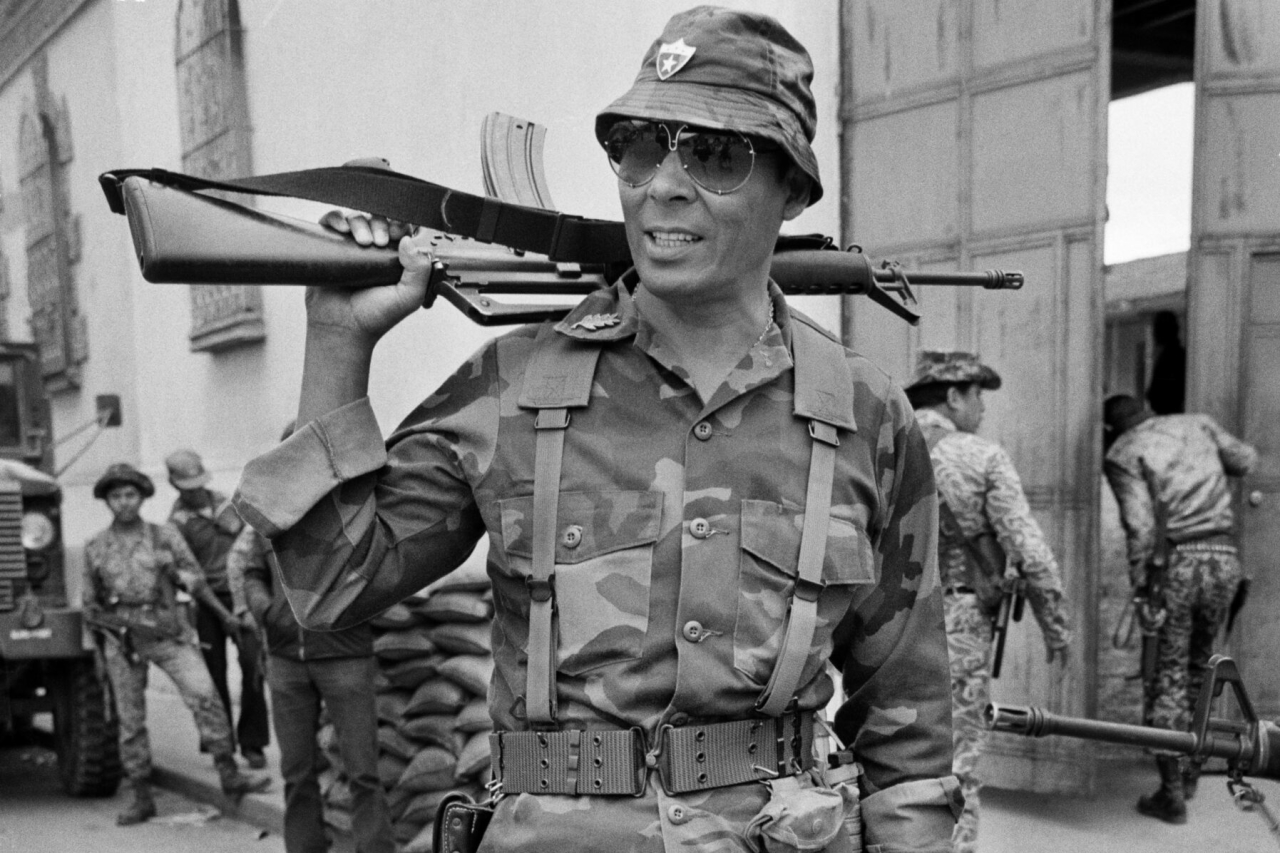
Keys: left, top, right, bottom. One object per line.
{"left": 525, "top": 574, "right": 555, "bottom": 603}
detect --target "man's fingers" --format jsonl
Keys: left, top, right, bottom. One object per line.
{"left": 320, "top": 209, "right": 351, "bottom": 233}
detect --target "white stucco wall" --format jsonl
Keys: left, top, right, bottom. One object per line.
{"left": 1, "top": 0, "right": 842, "bottom": 553}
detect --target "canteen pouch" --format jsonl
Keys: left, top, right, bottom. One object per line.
{"left": 433, "top": 790, "right": 494, "bottom": 853}
{"left": 745, "top": 774, "right": 847, "bottom": 853}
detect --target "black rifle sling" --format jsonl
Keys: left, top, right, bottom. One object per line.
{"left": 99, "top": 166, "right": 631, "bottom": 264}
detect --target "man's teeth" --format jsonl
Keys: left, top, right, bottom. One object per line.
{"left": 650, "top": 231, "right": 699, "bottom": 247}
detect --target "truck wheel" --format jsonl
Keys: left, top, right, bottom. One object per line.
{"left": 51, "top": 658, "right": 122, "bottom": 797}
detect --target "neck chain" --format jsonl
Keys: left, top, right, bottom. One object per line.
{"left": 753, "top": 300, "right": 776, "bottom": 348}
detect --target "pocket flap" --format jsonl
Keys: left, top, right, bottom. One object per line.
{"left": 740, "top": 499, "right": 875, "bottom": 585}
{"left": 499, "top": 490, "right": 663, "bottom": 565}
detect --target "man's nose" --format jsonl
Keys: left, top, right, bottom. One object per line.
{"left": 648, "top": 149, "right": 695, "bottom": 199}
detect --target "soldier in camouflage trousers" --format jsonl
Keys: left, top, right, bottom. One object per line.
{"left": 84, "top": 463, "right": 269, "bottom": 826}
{"left": 1103, "top": 394, "right": 1256, "bottom": 825}
{"left": 906, "top": 352, "right": 1072, "bottom": 853}
{"left": 235, "top": 7, "right": 962, "bottom": 852}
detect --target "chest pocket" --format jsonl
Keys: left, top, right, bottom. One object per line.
{"left": 734, "top": 499, "right": 875, "bottom": 686}
{"left": 499, "top": 490, "right": 663, "bottom": 676}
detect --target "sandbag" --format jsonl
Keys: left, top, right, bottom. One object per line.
{"left": 370, "top": 601, "right": 420, "bottom": 630}
{"left": 425, "top": 621, "right": 492, "bottom": 655}
{"left": 374, "top": 629, "right": 436, "bottom": 661}
{"left": 397, "top": 745, "right": 458, "bottom": 793}
{"left": 437, "top": 654, "right": 494, "bottom": 697}
{"left": 425, "top": 558, "right": 490, "bottom": 594}
{"left": 454, "top": 731, "right": 492, "bottom": 782}
{"left": 379, "top": 725, "right": 418, "bottom": 762}
{"left": 455, "top": 698, "right": 493, "bottom": 734}
{"left": 419, "top": 590, "right": 494, "bottom": 624}
{"left": 383, "top": 654, "right": 445, "bottom": 689}
{"left": 403, "top": 821, "right": 436, "bottom": 853}
{"left": 325, "top": 777, "right": 354, "bottom": 811}
{"left": 379, "top": 753, "right": 410, "bottom": 789}
{"left": 405, "top": 677, "right": 470, "bottom": 717}
{"left": 400, "top": 713, "right": 462, "bottom": 754}
{"left": 375, "top": 689, "right": 413, "bottom": 724}
{"left": 400, "top": 788, "right": 458, "bottom": 828}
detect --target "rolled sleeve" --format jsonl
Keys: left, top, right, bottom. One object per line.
{"left": 233, "top": 397, "right": 387, "bottom": 537}
{"left": 862, "top": 776, "right": 964, "bottom": 853}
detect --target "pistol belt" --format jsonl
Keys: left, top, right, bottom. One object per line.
{"left": 491, "top": 711, "right": 815, "bottom": 796}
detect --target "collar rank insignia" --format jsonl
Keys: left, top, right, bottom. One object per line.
{"left": 571, "top": 313, "right": 620, "bottom": 332}
{"left": 656, "top": 38, "right": 696, "bottom": 80}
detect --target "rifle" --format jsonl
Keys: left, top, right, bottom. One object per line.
{"left": 990, "top": 562, "right": 1027, "bottom": 680}
{"left": 97, "top": 115, "right": 1023, "bottom": 328}
{"left": 84, "top": 608, "right": 187, "bottom": 646}
{"left": 989, "top": 655, "right": 1280, "bottom": 846}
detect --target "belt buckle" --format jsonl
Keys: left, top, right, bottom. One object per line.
{"left": 648, "top": 723, "right": 674, "bottom": 795}
{"left": 630, "top": 726, "right": 651, "bottom": 797}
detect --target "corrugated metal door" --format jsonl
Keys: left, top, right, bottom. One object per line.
{"left": 1187, "top": 0, "right": 1280, "bottom": 719}
{"left": 839, "top": 0, "right": 1108, "bottom": 794}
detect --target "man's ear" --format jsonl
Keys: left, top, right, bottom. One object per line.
{"left": 781, "top": 166, "right": 812, "bottom": 221}
{"left": 945, "top": 384, "right": 964, "bottom": 410}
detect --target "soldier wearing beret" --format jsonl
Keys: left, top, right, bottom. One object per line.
{"left": 905, "top": 351, "right": 1072, "bottom": 853}
{"left": 237, "top": 6, "right": 959, "bottom": 851}
{"left": 1103, "top": 394, "right": 1256, "bottom": 824}
{"left": 83, "top": 462, "right": 268, "bottom": 826}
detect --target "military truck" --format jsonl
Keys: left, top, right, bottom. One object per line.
{"left": 0, "top": 341, "right": 122, "bottom": 796}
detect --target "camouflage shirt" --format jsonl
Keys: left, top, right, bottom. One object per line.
{"left": 168, "top": 489, "right": 244, "bottom": 597}
{"left": 83, "top": 521, "right": 206, "bottom": 612}
{"left": 235, "top": 282, "right": 958, "bottom": 852}
{"left": 914, "top": 409, "right": 1071, "bottom": 650}
{"left": 1104, "top": 413, "right": 1257, "bottom": 569}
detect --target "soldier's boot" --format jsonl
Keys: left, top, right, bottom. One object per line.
{"left": 213, "top": 753, "right": 271, "bottom": 802}
{"left": 116, "top": 781, "right": 157, "bottom": 826}
{"left": 1182, "top": 757, "right": 1202, "bottom": 801}
{"left": 1136, "top": 756, "right": 1187, "bottom": 824}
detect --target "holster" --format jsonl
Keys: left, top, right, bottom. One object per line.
{"left": 433, "top": 791, "right": 494, "bottom": 853}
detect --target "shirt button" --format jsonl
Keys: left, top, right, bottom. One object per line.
{"left": 682, "top": 621, "right": 703, "bottom": 642}
{"left": 561, "top": 525, "right": 583, "bottom": 548}
{"left": 669, "top": 711, "right": 690, "bottom": 726}
{"left": 689, "top": 518, "right": 711, "bottom": 539}
{"left": 693, "top": 421, "right": 713, "bottom": 441}
{"left": 667, "top": 804, "right": 689, "bottom": 824}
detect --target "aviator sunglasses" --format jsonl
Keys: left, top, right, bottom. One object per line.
{"left": 602, "top": 120, "right": 778, "bottom": 195}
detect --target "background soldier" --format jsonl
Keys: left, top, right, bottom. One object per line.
{"left": 1103, "top": 394, "right": 1256, "bottom": 824}
{"left": 229, "top": 423, "right": 395, "bottom": 853}
{"left": 235, "top": 6, "right": 959, "bottom": 851}
{"left": 165, "top": 448, "right": 270, "bottom": 769}
{"left": 905, "top": 351, "right": 1072, "bottom": 853}
{"left": 83, "top": 462, "right": 269, "bottom": 826}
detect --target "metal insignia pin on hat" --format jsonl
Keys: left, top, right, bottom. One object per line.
{"left": 656, "top": 38, "right": 696, "bottom": 80}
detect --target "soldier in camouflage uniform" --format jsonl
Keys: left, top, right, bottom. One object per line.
{"left": 1103, "top": 394, "right": 1256, "bottom": 824}
{"left": 236, "top": 7, "right": 960, "bottom": 852}
{"left": 905, "top": 351, "right": 1072, "bottom": 853}
{"left": 84, "top": 462, "right": 269, "bottom": 826}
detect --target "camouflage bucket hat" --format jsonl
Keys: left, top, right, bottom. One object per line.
{"left": 595, "top": 5, "right": 823, "bottom": 204}
{"left": 93, "top": 462, "right": 155, "bottom": 500}
{"left": 165, "top": 448, "right": 210, "bottom": 490}
{"left": 906, "top": 350, "right": 1003, "bottom": 391}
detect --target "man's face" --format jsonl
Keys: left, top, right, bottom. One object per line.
{"left": 617, "top": 123, "right": 807, "bottom": 307}
{"left": 948, "top": 384, "right": 985, "bottom": 434}
{"left": 106, "top": 484, "right": 143, "bottom": 524}
{"left": 175, "top": 485, "right": 208, "bottom": 507}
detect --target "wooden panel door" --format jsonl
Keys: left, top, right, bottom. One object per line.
{"left": 1187, "top": 0, "right": 1280, "bottom": 718}
{"left": 840, "top": 0, "right": 1108, "bottom": 794}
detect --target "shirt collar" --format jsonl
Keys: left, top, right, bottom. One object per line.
{"left": 915, "top": 407, "right": 958, "bottom": 432}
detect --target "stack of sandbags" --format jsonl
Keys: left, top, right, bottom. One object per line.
{"left": 379, "top": 556, "right": 498, "bottom": 852}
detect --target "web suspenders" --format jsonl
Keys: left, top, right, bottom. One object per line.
{"left": 517, "top": 319, "right": 854, "bottom": 725}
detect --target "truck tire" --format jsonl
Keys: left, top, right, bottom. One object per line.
{"left": 51, "top": 658, "right": 122, "bottom": 797}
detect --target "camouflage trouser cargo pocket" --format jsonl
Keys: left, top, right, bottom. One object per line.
{"left": 498, "top": 489, "right": 663, "bottom": 676}
{"left": 733, "top": 500, "right": 876, "bottom": 686}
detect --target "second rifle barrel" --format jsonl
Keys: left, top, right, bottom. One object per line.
{"left": 987, "top": 704, "right": 1199, "bottom": 754}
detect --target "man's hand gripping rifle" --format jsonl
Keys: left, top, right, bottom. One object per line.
{"left": 97, "top": 114, "right": 1023, "bottom": 325}
{"left": 989, "top": 655, "right": 1280, "bottom": 845}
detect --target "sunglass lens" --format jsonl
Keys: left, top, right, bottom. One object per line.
{"left": 604, "top": 122, "right": 666, "bottom": 186}
{"left": 680, "top": 132, "right": 754, "bottom": 193}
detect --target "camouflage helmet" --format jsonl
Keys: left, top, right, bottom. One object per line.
{"left": 93, "top": 462, "right": 155, "bottom": 500}
{"left": 905, "top": 350, "right": 1002, "bottom": 392}
{"left": 164, "top": 448, "right": 210, "bottom": 490}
